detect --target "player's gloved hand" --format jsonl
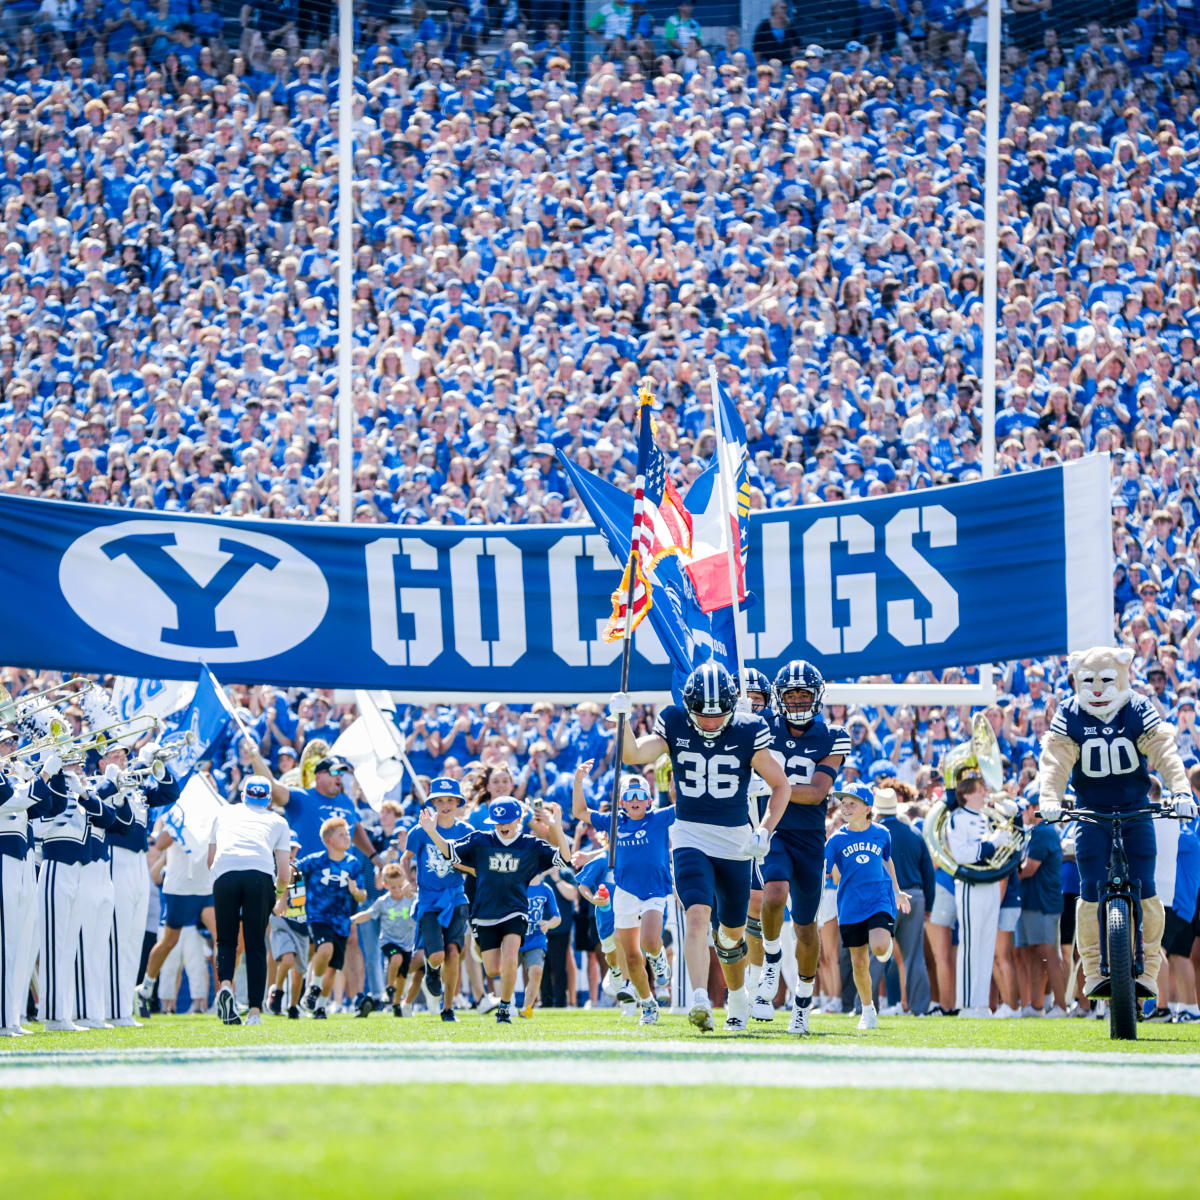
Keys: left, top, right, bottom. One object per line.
{"left": 991, "top": 797, "right": 1019, "bottom": 820}
{"left": 1171, "top": 792, "right": 1199, "bottom": 819}
{"left": 742, "top": 825, "right": 771, "bottom": 861}
{"left": 608, "top": 692, "right": 632, "bottom": 719}
{"left": 40, "top": 751, "right": 62, "bottom": 779}
{"left": 1038, "top": 795, "right": 1063, "bottom": 822}
{"left": 104, "top": 762, "right": 123, "bottom": 784}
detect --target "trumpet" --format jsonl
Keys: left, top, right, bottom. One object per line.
{"left": 924, "top": 713, "right": 1025, "bottom": 883}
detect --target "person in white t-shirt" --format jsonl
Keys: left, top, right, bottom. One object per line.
{"left": 207, "top": 776, "right": 292, "bottom": 1025}
{"left": 136, "top": 799, "right": 217, "bottom": 1016}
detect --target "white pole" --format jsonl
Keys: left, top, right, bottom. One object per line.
{"left": 980, "top": 0, "right": 1000, "bottom": 481}
{"left": 709, "top": 366, "right": 747, "bottom": 694}
{"left": 336, "top": 0, "right": 354, "bottom": 525}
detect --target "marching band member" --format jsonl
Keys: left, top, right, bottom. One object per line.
{"left": 99, "top": 741, "right": 181, "bottom": 1026}
{"left": 0, "top": 750, "right": 67, "bottom": 1035}
{"left": 946, "top": 773, "right": 1017, "bottom": 1017}
{"left": 71, "top": 766, "right": 133, "bottom": 1029}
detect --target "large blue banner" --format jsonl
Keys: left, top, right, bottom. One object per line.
{"left": 0, "top": 456, "right": 1112, "bottom": 699}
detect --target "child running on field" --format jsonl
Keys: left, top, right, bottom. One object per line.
{"left": 351, "top": 863, "right": 417, "bottom": 1016}
{"left": 824, "top": 782, "right": 911, "bottom": 1031}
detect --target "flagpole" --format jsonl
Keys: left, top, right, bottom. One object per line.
{"left": 607, "top": 383, "right": 653, "bottom": 869}
{"left": 709, "top": 365, "right": 747, "bottom": 696}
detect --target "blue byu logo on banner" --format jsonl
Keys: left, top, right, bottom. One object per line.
{"left": 58, "top": 519, "right": 329, "bottom": 662}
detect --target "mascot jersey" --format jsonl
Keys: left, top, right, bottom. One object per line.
{"left": 1048, "top": 693, "right": 1160, "bottom": 812}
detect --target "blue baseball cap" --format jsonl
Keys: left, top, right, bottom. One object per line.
{"left": 242, "top": 774, "right": 272, "bottom": 807}
{"left": 427, "top": 776, "right": 464, "bottom": 803}
{"left": 833, "top": 781, "right": 874, "bottom": 807}
{"left": 486, "top": 799, "right": 524, "bottom": 826}
{"left": 867, "top": 761, "right": 894, "bottom": 782}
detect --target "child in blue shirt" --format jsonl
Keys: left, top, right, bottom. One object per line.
{"left": 519, "top": 875, "right": 561, "bottom": 1018}
{"left": 573, "top": 758, "right": 672, "bottom": 1023}
{"left": 825, "top": 782, "right": 910, "bottom": 1031}
{"left": 297, "top": 816, "right": 366, "bottom": 1018}
{"left": 577, "top": 849, "right": 625, "bottom": 1005}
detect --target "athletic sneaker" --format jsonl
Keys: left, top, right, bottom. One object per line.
{"left": 1066, "top": 1002, "right": 1090, "bottom": 1018}
{"left": 858, "top": 1004, "right": 878, "bottom": 1031}
{"left": 754, "top": 959, "right": 780, "bottom": 1013}
{"left": 994, "top": 1003, "right": 1019, "bottom": 1019}
{"left": 787, "top": 1002, "right": 811, "bottom": 1035}
{"left": 245, "top": 1013, "right": 261, "bottom": 1026}
{"left": 287, "top": 1005, "right": 300, "bottom": 1020}
{"left": 1173, "top": 1010, "right": 1200, "bottom": 1023}
{"left": 496, "top": 1003, "right": 512, "bottom": 1024}
{"left": 440, "top": 1009, "right": 457, "bottom": 1023}
{"left": 724, "top": 987, "right": 750, "bottom": 1032}
{"left": 424, "top": 966, "right": 444, "bottom": 998}
{"left": 638, "top": 1002, "right": 659, "bottom": 1026}
{"left": 651, "top": 958, "right": 671, "bottom": 993}
{"left": 136, "top": 994, "right": 151, "bottom": 1020}
{"left": 1146, "top": 1008, "right": 1173, "bottom": 1022}
{"left": 615, "top": 981, "right": 636, "bottom": 1005}
{"left": 301, "top": 984, "right": 321, "bottom": 1014}
{"left": 688, "top": 996, "right": 714, "bottom": 1032}
{"left": 43, "top": 1020, "right": 86, "bottom": 1032}
{"left": 313, "top": 1007, "right": 327, "bottom": 1020}
{"left": 1019, "top": 1005, "right": 1040, "bottom": 1018}
{"left": 355, "top": 995, "right": 375, "bottom": 1019}
{"left": 519, "top": 1003, "right": 534, "bottom": 1019}
{"left": 601, "top": 969, "right": 622, "bottom": 999}
{"left": 477, "top": 992, "right": 500, "bottom": 1015}
{"left": 393, "top": 1004, "right": 403, "bottom": 1018}
{"left": 400, "top": 1001, "right": 414, "bottom": 1018}
{"left": 267, "top": 988, "right": 284, "bottom": 1017}
{"left": 959, "top": 1006, "right": 994, "bottom": 1019}
{"left": 216, "top": 987, "right": 241, "bottom": 1026}
{"left": 109, "top": 1017, "right": 141, "bottom": 1028}
{"left": 1044, "top": 1006, "right": 1067, "bottom": 1019}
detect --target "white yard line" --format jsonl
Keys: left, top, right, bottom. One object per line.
{"left": 2, "top": 1041, "right": 1199, "bottom": 1095}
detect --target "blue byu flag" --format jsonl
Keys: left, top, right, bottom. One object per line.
{"left": 0, "top": 459, "right": 1113, "bottom": 699}
{"left": 560, "top": 453, "right": 737, "bottom": 701}
{"left": 163, "top": 665, "right": 235, "bottom": 781}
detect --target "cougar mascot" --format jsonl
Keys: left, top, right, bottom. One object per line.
{"left": 1039, "top": 647, "right": 1197, "bottom": 997}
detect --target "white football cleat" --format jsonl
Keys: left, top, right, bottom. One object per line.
{"left": 751, "top": 994, "right": 776, "bottom": 1021}
{"left": 638, "top": 1002, "right": 659, "bottom": 1027}
{"left": 787, "top": 1002, "right": 811, "bottom": 1035}
{"left": 994, "top": 1003, "right": 1019, "bottom": 1019}
{"left": 601, "top": 969, "right": 621, "bottom": 999}
{"left": 858, "top": 1004, "right": 878, "bottom": 1031}
{"left": 754, "top": 959, "right": 780, "bottom": 1008}
{"left": 724, "top": 987, "right": 750, "bottom": 1032}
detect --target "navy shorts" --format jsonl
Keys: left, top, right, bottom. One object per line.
{"left": 162, "top": 892, "right": 212, "bottom": 929}
{"left": 309, "top": 922, "right": 348, "bottom": 971}
{"left": 760, "top": 828, "right": 825, "bottom": 925}
{"left": 672, "top": 846, "right": 752, "bottom": 930}
{"left": 1075, "top": 815, "right": 1156, "bottom": 903}
{"left": 418, "top": 904, "right": 469, "bottom": 956}
{"left": 840, "top": 911, "right": 895, "bottom": 948}
{"left": 381, "top": 944, "right": 413, "bottom": 976}
{"left": 474, "top": 915, "right": 528, "bottom": 953}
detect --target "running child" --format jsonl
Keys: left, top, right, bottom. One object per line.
{"left": 573, "top": 761, "right": 674, "bottom": 1025}
{"left": 824, "top": 781, "right": 910, "bottom": 1032}
{"left": 576, "top": 846, "right": 628, "bottom": 1006}
{"left": 298, "top": 816, "right": 366, "bottom": 1018}
{"left": 417, "top": 797, "right": 569, "bottom": 1024}
{"left": 519, "top": 872, "right": 561, "bottom": 1018}
{"left": 402, "top": 776, "right": 473, "bottom": 1022}
{"left": 351, "top": 863, "right": 417, "bottom": 1016}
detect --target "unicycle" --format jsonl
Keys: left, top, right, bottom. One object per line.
{"left": 1060, "top": 806, "right": 1176, "bottom": 1041}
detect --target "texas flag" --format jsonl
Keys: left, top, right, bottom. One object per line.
{"left": 680, "top": 385, "right": 750, "bottom": 613}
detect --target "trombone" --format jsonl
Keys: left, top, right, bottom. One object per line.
{"left": 0, "top": 715, "right": 160, "bottom": 767}
{"left": 0, "top": 677, "right": 91, "bottom": 727}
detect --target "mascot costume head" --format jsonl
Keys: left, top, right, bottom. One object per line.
{"left": 1069, "top": 645, "right": 1133, "bottom": 723}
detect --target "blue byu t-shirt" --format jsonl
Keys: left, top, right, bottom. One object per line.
{"left": 824, "top": 824, "right": 895, "bottom": 924}
{"left": 590, "top": 807, "right": 674, "bottom": 899}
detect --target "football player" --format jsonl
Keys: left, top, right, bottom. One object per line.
{"left": 754, "top": 660, "right": 851, "bottom": 1033}
{"left": 611, "top": 661, "right": 790, "bottom": 1032}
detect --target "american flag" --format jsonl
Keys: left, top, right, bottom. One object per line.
{"left": 605, "top": 389, "right": 692, "bottom": 641}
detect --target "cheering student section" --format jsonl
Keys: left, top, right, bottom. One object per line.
{"left": 1, "top": 655, "right": 1200, "bottom": 1030}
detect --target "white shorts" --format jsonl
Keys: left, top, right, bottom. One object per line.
{"left": 612, "top": 888, "right": 669, "bottom": 930}
{"left": 817, "top": 888, "right": 838, "bottom": 928}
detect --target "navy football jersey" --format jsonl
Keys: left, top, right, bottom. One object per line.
{"left": 769, "top": 713, "right": 851, "bottom": 832}
{"left": 448, "top": 830, "right": 563, "bottom": 924}
{"left": 1048, "top": 694, "right": 1160, "bottom": 813}
{"left": 653, "top": 705, "right": 772, "bottom": 828}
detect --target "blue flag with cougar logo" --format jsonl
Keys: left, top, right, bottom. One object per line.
{"left": 161, "top": 666, "right": 234, "bottom": 781}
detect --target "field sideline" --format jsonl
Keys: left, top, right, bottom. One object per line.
{"left": 5, "top": 1012, "right": 1199, "bottom": 1199}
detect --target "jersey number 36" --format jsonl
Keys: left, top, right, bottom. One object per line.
{"left": 676, "top": 751, "right": 742, "bottom": 799}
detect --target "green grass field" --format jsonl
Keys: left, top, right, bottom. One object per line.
{"left": 4, "top": 1007, "right": 1200, "bottom": 1053}
{"left": 3, "top": 1012, "right": 1199, "bottom": 1199}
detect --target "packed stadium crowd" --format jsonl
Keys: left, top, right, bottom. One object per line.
{"left": 1, "top": 0, "right": 1200, "bottom": 1028}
